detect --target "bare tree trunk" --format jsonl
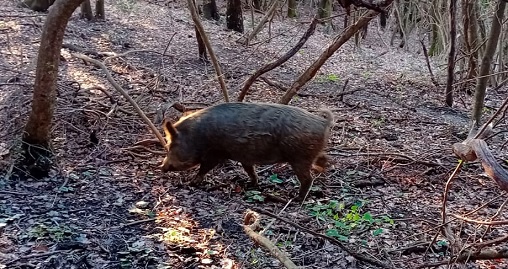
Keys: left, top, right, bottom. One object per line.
{"left": 252, "top": 0, "right": 261, "bottom": 10}
{"left": 462, "top": 0, "right": 478, "bottom": 92}
{"left": 288, "top": 0, "right": 297, "bottom": 18}
{"left": 203, "top": 0, "right": 220, "bottom": 20}
{"left": 429, "top": 0, "right": 444, "bottom": 56}
{"left": 80, "top": 0, "right": 93, "bottom": 20}
{"left": 22, "top": 0, "right": 85, "bottom": 177}
{"left": 195, "top": 25, "right": 208, "bottom": 61}
{"left": 227, "top": 0, "right": 244, "bottom": 33}
{"left": 318, "top": 0, "right": 331, "bottom": 19}
{"left": 95, "top": 0, "right": 105, "bottom": 20}
{"left": 280, "top": 9, "right": 388, "bottom": 104}
{"left": 187, "top": 0, "right": 230, "bottom": 102}
{"left": 445, "top": 0, "right": 456, "bottom": 107}
{"left": 472, "top": 0, "right": 506, "bottom": 125}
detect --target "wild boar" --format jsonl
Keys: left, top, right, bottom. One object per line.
{"left": 160, "top": 102, "right": 334, "bottom": 201}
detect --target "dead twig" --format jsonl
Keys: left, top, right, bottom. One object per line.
{"left": 243, "top": 210, "right": 299, "bottom": 269}
{"left": 419, "top": 39, "right": 439, "bottom": 87}
{"left": 6, "top": 250, "right": 67, "bottom": 265}
{"left": 417, "top": 248, "right": 508, "bottom": 268}
{"left": 0, "top": 190, "right": 29, "bottom": 195}
{"left": 440, "top": 161, "right": 464, "bottom": 260}
{"left": 450, "top": 215, "right": 508, "bottom": 226}
{"left": 122, "top": 145, "right": 166, "bottom": 155}
{"left": 474, "top": 233, "right": 508, "bottom": 248}
{"left": 112, "top": 218, "right": 156, "bottom": 229}
{"left": 72, "top": 53, "right": 166, "bottom": 148}
{"left": 238, "top": 0, "right": 279, "bottom": 46}
{"left": 280, "top": 7, "right": 391, "bottom": 104}
{"left": 237, "top": 16, "right": 319, "bottom": 101}
{"left": 329, "top": 151, "right": 440, "bottom": 167}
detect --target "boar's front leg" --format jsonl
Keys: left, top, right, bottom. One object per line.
{"left": 290, "top": 161, "right": 314, "bottom": 201}
{"left": 241, "top": 163, "right": 259, "bottom": 187}
{"left": 190, "top": 158, "right": 220, "bottom": 186}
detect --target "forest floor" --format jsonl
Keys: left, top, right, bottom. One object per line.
{"left": 1, "top": 0, "right": 508, "bottom": 268}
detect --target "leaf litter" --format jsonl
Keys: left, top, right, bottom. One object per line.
{"left": 0, "top": 0, "right": 508, "bottom": 268}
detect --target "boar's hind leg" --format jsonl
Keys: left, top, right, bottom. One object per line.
{"left": 241, "top": 163, "right": 259, "bottom": 187}
{"left": 312, "top": 153, "right": 329, "bottom": 173}
{"left": 190, "top": 159, "right": 220, "bottom": 186}
{"left": 291, "top": 162, "right": 314, "bottom": 201}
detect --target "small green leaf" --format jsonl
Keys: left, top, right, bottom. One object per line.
{"left": 326, "top": 229, "right": 348, "bottom": 241}
{"left": 437, "top": 240, "right": 448, "bottom": 246}
{"left": 372, "top": 228, "right": 383, "bottom": 236}
{"left": 362, "top": 212, "right": 373, "bottom": 223}
{"left": 269, "top": 174, "right": 283, "bottom": 184}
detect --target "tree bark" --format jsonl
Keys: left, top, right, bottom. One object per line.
{"left": 95, "top": 0, "right": 105, "bottom": 20}
{"left": 22, "top": 0, "right": 85, "bottom": 177}
{"left": 280, "top": 9, "right": 388, "bottom": 104}
{"left": 445, "top": 0, "right": 456, "bottom": 107}
{"left": 472, "top": 0, "right": 506, "bottom": 125}
{"left": 195, "top": 25, "right": 208, "bottom": 61}
{"left": 318, "top": 0, "right": 331, "bottom": 20}
{"left": 203, "top": 0, "right": 220, "bottom": 20}
{"left": 462, "top": 0, "right": 478, "bottom": 92}
{"left": 227, "top": 0, "right": 244, "bottom": 33}
{"left": 429, "top": 0, "right": 444, "bottom": 56}
{"left": 187, "top": 0, "right": 229, "bottom": 102}
{"left": 288, "top": 0, "right": 297, "bottom": 18}
{"left": 80, "top": 0, "right": 93, "bottom": 20}
{"left": 252, "top": 0, "right": 261, "bottom": 10}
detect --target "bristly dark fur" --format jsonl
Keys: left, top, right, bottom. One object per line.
{"left": 161, "top": 102, "right": 334, "bottom": 201}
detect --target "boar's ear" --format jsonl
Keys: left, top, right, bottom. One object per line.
{"left": 162, "top": 119, "right": 178, "bottom": 139}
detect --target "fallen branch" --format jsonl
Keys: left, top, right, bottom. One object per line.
{"left": 112, "top": 218, "right": 157, "bottom": 229}
{"left": 280, "top": 6, "right": 393, "bottom": 104}
{"left": 72, "top": 53, "right": 167, "bottom": 148}
{"left": 6, "top": 250, "right": 67, "bottom": 265}
{"left": 474, "top": 233, "right": 508, "bottom": 248}
{"left": 419, "top": 39, "right": 439, "bottom": 87}
{"left": 451, "top": 214, "right": 508, "bottom": 226}
{"left": 237, "top": 16, "right": 318, "bottom": 101}
{"left": 328, "top": 151, "right": 440, "bottom": 167}
{"left": 252, "top": 207, "right": 392, "bottom": 268}
{"left": 243, "top": 210, "right": 299, "bottom": 269}
{"left": 452, "top": 132, "right": 508, "bottom": 192}
{"left": 122, "top": 145, "right": 166, "bottom": 155}
{"left": 417, "top": 248, "right": 508, "bottom": 268}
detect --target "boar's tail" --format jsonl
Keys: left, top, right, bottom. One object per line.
{"left": 319, "top": 109, "right": 334, "bottom": 128}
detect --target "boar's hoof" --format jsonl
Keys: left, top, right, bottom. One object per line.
{"left": 189, "top": 175, "right": 205, "bottom": 186}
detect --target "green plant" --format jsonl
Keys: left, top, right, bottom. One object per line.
{"left": 371, "top": 117, "right": 385, "bottom": 128}
{"left": 362, "top": 71, "right": 371, "bottom": 79}
{"left": 269, "top": 174, "right": 283, "bottom": 184}
{"left": 245, "top": 190, "right": 265, "bottom": 202}
{"left": 307, "top": 200, "right": 394, "bottom": 242}
{"left": 325, "top": 73, "right": 340, "bottom": 82}
{"left": 26, "top": 223, "right": 74, "bottom": 241}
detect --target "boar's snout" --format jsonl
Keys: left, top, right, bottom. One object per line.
{"left": 160, "top": 156, "right": 178, "bottom": 172}
{"left": 160, "top": 155, "right": 198, "bottom": 173}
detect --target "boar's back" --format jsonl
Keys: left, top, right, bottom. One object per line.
{"left": 174, "top": 102, "right": 332, "bottom": 165}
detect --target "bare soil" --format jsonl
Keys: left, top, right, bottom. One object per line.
{"left": 1, "top": 1, "right": 508, "bottom": 269}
